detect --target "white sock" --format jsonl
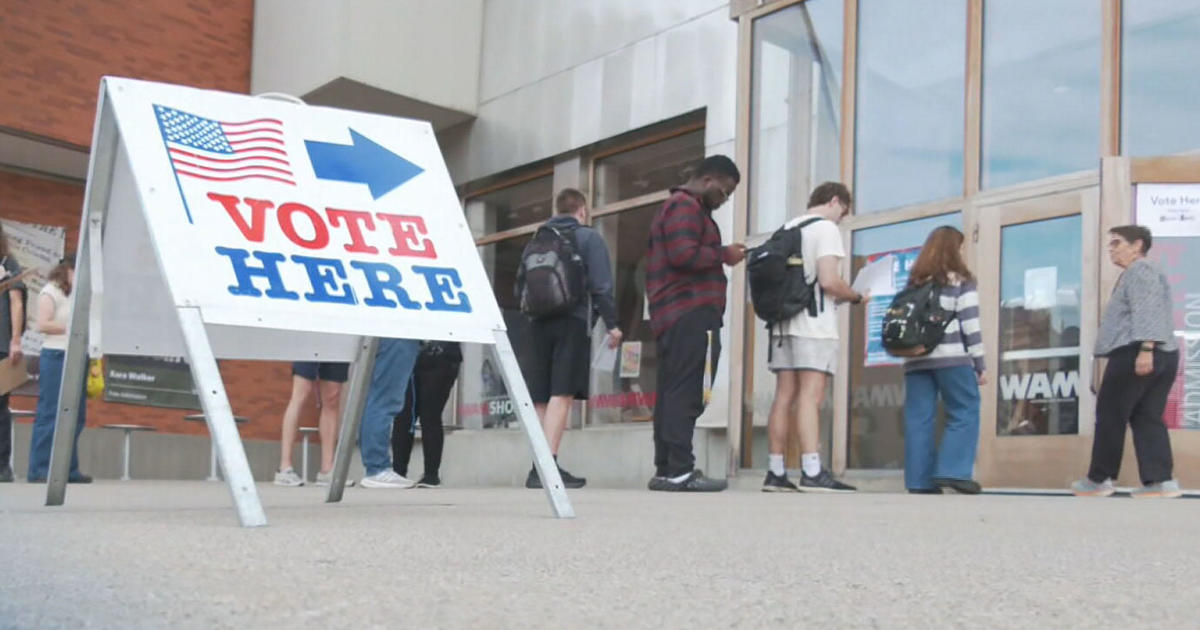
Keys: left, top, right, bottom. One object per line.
{"left": 669, "top": 471, "right": 692, "bottom": 483}
{"left": 768, "top": 454, "right": 786, "bottom": 476}
{"left": 801, "top": 452, "right": 821, "bottom": 477}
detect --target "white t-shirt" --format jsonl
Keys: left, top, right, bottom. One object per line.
{"left": 776, "top": 214, "right": 845, "bottom": 340}
{"left": 39, "top": 282, "right": 71, "bottom": 350}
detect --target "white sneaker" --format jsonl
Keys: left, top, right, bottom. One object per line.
{"left": 273, "top": 468, "right": 304, "bottom": 487}
{"left": 313, "top": 471, "right": 355, "bottom": 487}
{"left": 360, "top": 469, "right": 416, "bottom": 489}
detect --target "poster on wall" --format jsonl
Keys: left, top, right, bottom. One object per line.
{"left": 103, "top": 354, "right": 200, "bottom": 409}
{"left": 0, "top": 218, "right": 67, "bottom": 397}
{"left": 863, "top": 247, "right": 921, "bottom": 367}
{"left": 1138, "top": 187, "right": 1200, "bottom": 429}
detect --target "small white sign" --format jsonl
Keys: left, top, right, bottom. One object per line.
{"left": 1136, "top": 183, "right": 1200, "bottom": 237}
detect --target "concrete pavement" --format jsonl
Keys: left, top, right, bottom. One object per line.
{"left": 1, "top": 481, "right": 1197, "bottom": 629}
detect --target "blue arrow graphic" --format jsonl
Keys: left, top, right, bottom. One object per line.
{"left": 304, "top": 129, "right": 424, "bottom": 199}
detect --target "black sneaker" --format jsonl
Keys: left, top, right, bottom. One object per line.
{"left": 68, "top": 473, "right": 93, "bottom": 484}
{"left": 525, "top": 466, "right": 586, "bottom": 489}
{"left": 647, "top": 476, "right": 671, "bottom": 491}
{"left": 762, "top": 471, "right": 800, "bottom": 492}
{"left": 934, "top": 477, "right": 981, "bottom": 495}
{"left": 0, "top": 464, "right": 13, "bottom": 483}
{"left": 652, "top": 470, "right": 727, "bottom": 492}
{"left": 908, "top": 487, "right": 943, "bottom": 495}
{"left": 800, "top": 469, "right": 856, "bottom": 493}
{"left": 416, "top": 475, "right": 441, "bottom": 488}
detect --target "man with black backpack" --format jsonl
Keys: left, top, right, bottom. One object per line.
{"left": 757, "top": 182, "right": 861, "bottom": 493}
{"left": 516, "top": 188, "right": 621, "bottom": 489}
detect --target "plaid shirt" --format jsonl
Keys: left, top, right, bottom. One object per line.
{"left": 646, "top": 188, "right": 728, "bottom": 337}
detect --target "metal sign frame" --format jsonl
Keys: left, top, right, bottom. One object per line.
{"left": 45, "top": 78, "right": 573, "bottom": 526}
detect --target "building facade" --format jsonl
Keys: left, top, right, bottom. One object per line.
{"left": 3, "top": 0, "right": 1198, "bottom": 487}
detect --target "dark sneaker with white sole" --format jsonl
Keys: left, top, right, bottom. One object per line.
{"left": 800, "top": 469, "right": 856, "bottom": 493}
{"left": 650, "top": 470, "right": 727, "bottom": 492}
{"left": 762, "top": 471, "right": 800, "bottom": 492}
{"left": 526, "top": 466, "right": 587, "bottom": 489}
{"left": 416, "top": 475, "right": 441, "bottom": 488}
{"left": 934, "top": 477, "right": 981, "bottom": 495}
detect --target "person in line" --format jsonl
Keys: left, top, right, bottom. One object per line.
{"left": 1073, "top": 225, "right": 1182, "bottom": 498}
{"left": 359, "top": 337, "right": 422, "bottom": 488}
{"left": 762, "top": 182, "right": 861, "bottom": 493}
{"left": 900, "top": 226, "right": 986, "bottom": 495}
{"left": 27, "top": 255, "right": 90, "bottom": 483}
{"left": 0, "top": 223, "right": 26, "bottom": 482}
{"left": 274, "top": 361, "right": 349, "bottom": 486}
{"left": 517, "top": 188, "right": 622, "bottom": 489}
{"left": 646, "top": 155, "right": 745, "bottom": 492}
{"left": 391, "top": 340, "right": 461, "bottom": 487}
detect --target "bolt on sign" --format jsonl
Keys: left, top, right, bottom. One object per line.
{"left": 44, "top": 77, "right": 573, "bottom": 525}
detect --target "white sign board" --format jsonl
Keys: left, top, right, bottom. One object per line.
{"left": 102, "top": 77, "right": 503, "bottom": 359}
{"left": 1136, "top": 183, "right": 1200, "bottom": 237}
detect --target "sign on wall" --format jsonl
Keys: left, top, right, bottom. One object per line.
{"left": 0, "top": 218, "right": 66, "bottom": 396}
{"left": 863, "top": 247, "right": 920, "bottom": 367}
{"left": 1136, "top": 184, "right": 1200, "bottom": 238}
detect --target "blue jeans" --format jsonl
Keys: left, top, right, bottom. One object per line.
{"left": 903, "top": 366, "right": 980, "bottom": 490}
{"left": 360, "top": 338, "right": 420, "bottom": 476}
{"left": 28, "top": 349, "right": 87, "bottom": 480}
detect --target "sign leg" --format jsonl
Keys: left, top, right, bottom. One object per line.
{"left": 45, "top": 219, "right": 95, "bottom": 506}
{"left": 177, "top": 307, "right": 266, "bottom": 527}
{"left": 492, "top": 330, "right": 574, "bottom": 518}
{"left": 326, "top": 336, "right": 377, "bottom": 503}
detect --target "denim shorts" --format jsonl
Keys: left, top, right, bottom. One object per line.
{"left": 291, "top": 361, "right": 349, "bottom": 383}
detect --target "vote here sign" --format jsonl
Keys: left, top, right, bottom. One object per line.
{"left": 102, "top": 77, "right": 502, "bottom": 344}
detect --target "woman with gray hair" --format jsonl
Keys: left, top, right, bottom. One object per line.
{"left": 1072, "top": 225, "right": 1181, "bottom": 498}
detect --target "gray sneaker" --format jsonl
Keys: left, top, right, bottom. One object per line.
{"left": 1130, "top": 479, "right": 1183, "bottom": 499}
{"left": 273, "top": 468, "right": 304, "bottom": 487}
{"left": 1070, "top": 478, "right": 1115, "bottom": 497}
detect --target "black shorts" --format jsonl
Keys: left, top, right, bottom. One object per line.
{"left": 291, "top": 361, "right": 350, "bottom": 383}
{"left": 525, "top": 315, "right": 589, "bottom": 403}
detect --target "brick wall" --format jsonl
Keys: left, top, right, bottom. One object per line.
{"left": 1, "top": 170, "right": 314, "bottom": 442}
{"left": 0, "top": 0, "right": 254, "bottom": 147}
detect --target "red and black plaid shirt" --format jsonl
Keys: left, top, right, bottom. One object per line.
{"left": 646, "top": 187, "right": 728, "bottom": 337}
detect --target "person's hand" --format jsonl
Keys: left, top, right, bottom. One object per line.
{"left": 977, "top": 373, "right": 988, "bottom": 386}
{"left": 606, "top": 328, "right": 624, "bottom": 349}
{"left": 9, "top": 338, "right": 22, "bottom": 363}
{"left": 723, "top": 243, "right": 747, "bottom": 265}
{"left": 1135, "top": 350, "right": 1154, "bottom": 376}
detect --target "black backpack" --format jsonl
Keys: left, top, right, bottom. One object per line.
{"left": 517, "top": 224, "right": 586, "bottom": 319}
{"left": 747, "top": 217, "right": 823, "bottom": 326}
{"left": 881, "top": 282, "right": 953, "bottom": 357}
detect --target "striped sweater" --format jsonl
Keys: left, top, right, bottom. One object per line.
{"left": 647, "top": 188, "right": 728, "bottom": 337}
{"left": 904, "top": 276, "right": 986, "bottom": 374}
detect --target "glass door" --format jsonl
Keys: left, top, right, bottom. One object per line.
{"left": 974, "top": 190, "right": 1098, "bottom": 487}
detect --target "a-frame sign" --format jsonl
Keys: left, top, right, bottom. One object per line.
{"left": 45, "top": 77, "right": 573, "bottom": 526}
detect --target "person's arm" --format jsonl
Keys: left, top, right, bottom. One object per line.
{"left": 660, "top": 199, "right": 725, "bottom": 272}
{"left": 8, "top": 287, "right": 24, "bottom": 361}
{"left": 958, "top": 281, "right": 987, "bottom": 383}
{"left": 815, "top": 256, "right": 861, "bottom": 303}
{"left": 36, "top": 292, "right": 66, "bottom": 336}
{"left": 1126, "top": 263, "right": 1170, "bottom": 376}
{"left": 581, "top": 230, "right": 619, "bottom": 333}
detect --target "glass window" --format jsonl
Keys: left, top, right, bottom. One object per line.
{"left": 464, "top": 174, "right": 553, "bottom": 237}
{"left": 982, "top": 0, "right": 1100, "bottom": 189}
{"left": 749, "top": 0, "right": 843, "bottom": 235}
{"left": 848, "top": 213, "right": 963, "bottom": 469}
{"left": 997, "top": 215, "right": 1082, "bottom": 436}
{"left": 1122, "top": 1, "right": 1200, "bottom": 156}
{"left": 594, "top": 130, "right": 705, "bottom": 207}
{"left": 458, "top": 236, "right": 532, "bottom": 430}
{"left": 855, "top": 1, "right": 966, "bottom": 213}
{"left": 588, "top": 204, "right": 659, "bottom": 424}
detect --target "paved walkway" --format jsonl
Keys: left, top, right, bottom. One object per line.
{"left": 1, "top": 482, "right": 1197, "bottom": 629}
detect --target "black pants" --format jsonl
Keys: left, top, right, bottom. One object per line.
{"left": 1088, "top": 345, "right": 1178, "bottom": 485}
{"left": 391, "top": 354, "right": 460, "bottom": 478}
{"left": 0, "top": 391, "right": 10, "bottom": 470}
{"left": 653, "top": 308, "right": 722, "bottom": 478}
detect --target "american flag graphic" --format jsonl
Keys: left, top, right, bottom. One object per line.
{"left": 154, "top": 105, "right": 296, "bottom": 186}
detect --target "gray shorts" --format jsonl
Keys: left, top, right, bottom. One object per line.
{"left": 768, "top": 336, "right": 838, "bottom": 374}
